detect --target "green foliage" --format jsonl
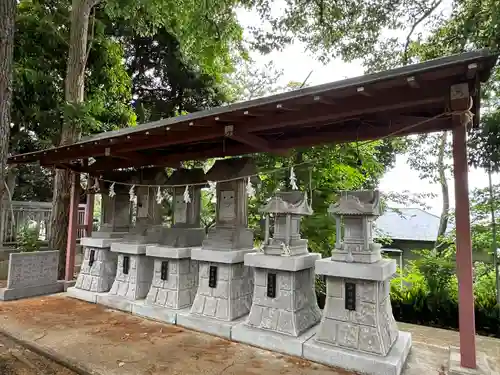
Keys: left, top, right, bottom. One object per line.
{"left": 390, "top": 252, "right": 500, "bottom": 336}
{"left": 104, "top": 0, "right": 246, "bottom": 84}
{"left": 16, "top": 223, "right": 42, "bottom": 253}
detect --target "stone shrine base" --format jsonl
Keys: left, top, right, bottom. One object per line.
{"left": 176, "top": 311, "right": 247, "bottom": 339}
{"left": 0, "top": 282, "right": 64, "bottom": 301}
{"left": 303, "top": 331, "right": 412, "bottom": 375}
{"left": 232, "top": 322, "right": 317, "bottom": 357}
{"left": 131, "top": 300, "right": 187, "bottom": 325}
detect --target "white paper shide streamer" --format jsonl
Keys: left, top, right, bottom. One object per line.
{"left": 92, "top": 177, "right": 100, "bottom": 191}
{"left": 108, "top": 182, "right": 116, "bottom": 198}
{"left": 183, "top": 185, "right": 191, "bottom": 203}
{"left": 208, "top": 180, "right": 217, "bottom": 191}
{"left": 246, "top": 177, "right": 255, "bottom": 197}
{"left": 289, "top": 166, "right": 298, "bottom": 190}
{"left": 129, "top": 185, "right": 136, "bottom": 202}
{"left": 156, "top": 186, "right": 164, "bottom": 204}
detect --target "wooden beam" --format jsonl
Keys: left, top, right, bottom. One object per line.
{"left": 80, "top": 116, "right": 451, "bottom": 172}
{"left": 30, "top": 83, "right": 451, "bottom": 166}
{"left": 41, "top": 126, "right": 225, "bottom": 164}
{"left": 406, "top": 76, "right": 419, "bottom": 88}
{"left": 225, "top": 126, "right": 287, "bottom": 156}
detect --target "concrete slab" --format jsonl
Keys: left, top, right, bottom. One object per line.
{"left": 96, "top": 294, "right": 133, "bottom": 313}
{"left": 191, "top": 248, "right": 254, "bottom": 264}
{"left": 176, "top": 311, "right": 247, "bottom": 339}
{"left": 232, "top": 322, "right": 318, "bottom": 357}
{"left": 0, "top": 283, "right": 64, "bottom": 301}
{"left": 145, "top": 245, "right": 197, "bottom": 259}
{"left": 131, "top": 300, "right": 188, "bottom": 325}
{"left": 448, "top": 346, "right": 496, "bottom": 375}
{"left": 245, "top": 252, "right": 320, "bottom": 271}
{"left": 65, "top": 287, "right": 106, "bottom": 304}
{"left": 315, "top": 258, "right": 396, "bottom": 281}
{"left": 303, "top": 330, "right": 412, "bottom": 375}
{"left": 110, "top": 242, "right": 147, "bottom": 255}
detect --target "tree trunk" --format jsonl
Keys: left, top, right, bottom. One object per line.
{"left": 0, "top": 0, "right": 16, "bottom": 210}
{"left": 435, "top": 131, "right": 449, "bottom": 251}
{"left": 49, "top": 0, "right": 99, "bottom": 278}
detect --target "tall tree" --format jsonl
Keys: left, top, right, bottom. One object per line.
{"left": 49, "top": 0, "right": 246, "bottom": 276}
{"left": 0, "top": 0, "right": 16, "bottom": 216}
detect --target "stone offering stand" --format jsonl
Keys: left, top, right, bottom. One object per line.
{"left": 232, "top": 191, "right": 322, "bottom": 356}
{"left": 177, "top": 158, "right": 256, "bottom": 338}
{"left": 68, "top": 177, "right": 133, "bottom": 303}
{"left": 0, "top": 250, "right": 63, "bottom": 301}
{"left": 133, "top": 168, "right": 206, "bottom": 323}
{"left": 303, "top": 190, "right": 412, "bottom": 375}
{"left": 97, "top": 168, "right": 167, "bottom": 312}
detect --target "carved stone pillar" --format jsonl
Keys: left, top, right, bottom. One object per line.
{"left": 177, "top": 158, "right": 256, "bottom": 339}
{"left": 133, "top": 168, "right": 206, "bottom": 323}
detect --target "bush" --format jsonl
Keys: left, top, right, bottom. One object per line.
{"left": 16, "top": 223, "right": 41, "bottom": 253}
{"left": 390, "top": 250, "right": 500, "bottom": 337}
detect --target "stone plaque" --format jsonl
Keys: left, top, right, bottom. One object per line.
{"left": 345, "top": 282, "right": 356, "bottom": 311}
{"left": 209, "top": 265, "right": 218, "bottom": 288}
{"left": 174, "top": 195, "right": 187, "bottom": 224}
{"left": 160, "top": 261, "right": 168, "bottom": 281}
{"left": 267, "top": 272, "right": 277, "bottom": 298}
{"left": 123, "top": 255, "right": 130, "bottom": 275}
{"left": 219, "top": 190, "right": 235, "bottom": 221}
{"left": 89, "top": 249, "right": 96, "bottom": 267}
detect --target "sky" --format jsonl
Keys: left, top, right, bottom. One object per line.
{"left": 235, "top": 6, "right": 500, "bottom": 216}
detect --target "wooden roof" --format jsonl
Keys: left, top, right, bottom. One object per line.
{"left": 8, "top": 49, "right": 498, "bottom": 174}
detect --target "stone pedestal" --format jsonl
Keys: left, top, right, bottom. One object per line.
{"left": 303, "top": 190, "right": 411, "bottom": 375}
{"left": 233, "top": 191, "right": 321, "bottom": 356}
{"left": 133, "top": 168, "right": 206, "bottom": 324}
{"left": 97, "top": 168, "right": 167, "bottom": 312}
{"left": 97, "top": 245, "right": 154, "bottom": 312}
{"left": 177, "top": 158, "right": 256, "bottom": 339}
{"left": 132, "top": 246, "right": 199, "bottom": 324}
{"left": 68, "top": 182, "right": 132, "bottom": 303}
{"left": 72, "top": 238, "right": 118, "bottom": 298}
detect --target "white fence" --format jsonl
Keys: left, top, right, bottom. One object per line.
{"left": 0, "top": 201, "right": 86, "bottom": 245}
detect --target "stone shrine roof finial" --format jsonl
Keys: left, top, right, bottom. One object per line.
{"left": 328, "top": 190, "right": 381, "bottom": 217}
{"left": 260, "top": 191, "right": 313, "bottom": 215}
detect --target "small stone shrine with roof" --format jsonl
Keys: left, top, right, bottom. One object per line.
{"left": 232, "top": 190, "right": 321, "bottom": 356}
{"left": 68, "top": 174, "right": 133, "bottom": 303}
{"left": 177, "top": 157, "right": 255, "bottom": 338}
{"left": 132, "top": 168, "right": 206, "bottom": 323}
{"left": 97, "top": 168, "right": 168, "bottom": 311}
{"left": 303, "top": 190, "right": 412, "bottom": 375}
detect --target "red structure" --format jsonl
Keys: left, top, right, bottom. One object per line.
{"left": 8, "top": 49, "right": 498, "bottom": 369}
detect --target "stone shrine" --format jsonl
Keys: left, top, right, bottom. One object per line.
{"left": 177, "top": 158, "right": 255, "bottom": 338}
{"left": 133, "top": 168, "right": 206, "bottom": 323}
{"left": 303, "top": 190, "right": 412, "bottom": 375}
{"left": 68, "top": 178, "right": 132, "bottom": 303}
{"left": 97, "top": 168, "right": 167, "bottom": 312}
{"left": 232, "top": 191, "right": 321, "bottom": 356}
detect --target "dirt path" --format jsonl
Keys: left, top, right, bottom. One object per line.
{"left": 0, "top": 333, "right": 76, "bottom": 375}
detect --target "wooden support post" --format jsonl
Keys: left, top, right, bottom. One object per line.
{"left": 451, "top": 83, "right": 476, "bottom": 369}
{"left": 65, "top": 172, "right": 80, "bottom": 282}
{"left": 85, "top": 193, "right": 94, "bottom": 237}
